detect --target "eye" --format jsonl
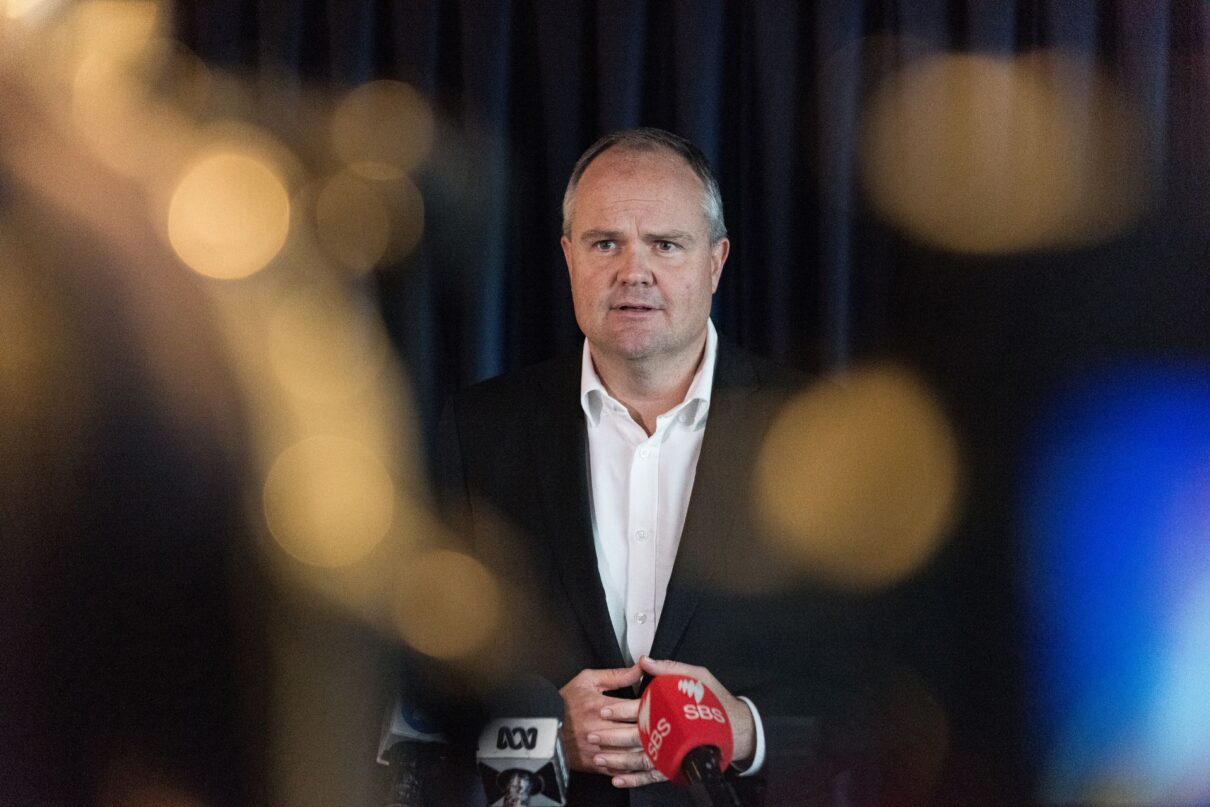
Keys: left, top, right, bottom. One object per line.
{"left": 592, "top": 239, "right": 617, "bottom": 252}
{"left": 655, "top": 240, "right": 679, "bottom": 253}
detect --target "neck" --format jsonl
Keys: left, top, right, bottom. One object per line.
{"left": 590, "top": 338, "right": 706, "bottom": 436}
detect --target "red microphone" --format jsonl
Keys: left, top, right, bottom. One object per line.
{"left": 637, "top": 674, "right": 741, "bottom": 807}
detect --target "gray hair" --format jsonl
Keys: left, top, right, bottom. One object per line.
{"left": 561, "top": 127, "right": 727, "bottom": 244}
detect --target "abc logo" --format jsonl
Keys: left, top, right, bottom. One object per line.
{"left": 496, "top": 726, "right": 538, "bottom": 751}
{"left": 682, "top": 704, "right": 727, "bottom": 724}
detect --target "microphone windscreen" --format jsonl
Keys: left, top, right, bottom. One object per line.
{"left": 484, "top": 674, "right": 565, "bottom": 721}
{"left": 637, "top": 674, "right": 734, "bottom": 783}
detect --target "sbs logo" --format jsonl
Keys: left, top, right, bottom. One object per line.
{"left": 496, "top": 726, "right": 539, "bottom": 751}
{"left": 676, "top": 678, "right": 705, "bottom": 704}
{"left": 645, "top": 717, "right": 673, "bottom": 762}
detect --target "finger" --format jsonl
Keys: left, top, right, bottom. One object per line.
{"left": 592, "top": 749, "right": 651, "bottom": 774}
{"left": 585, "top": 726, "right": 640, "bottom": 748}
{"left": 590, "top": 663, "right": 642, "bottom": 691}
{"left": 609, "top": 768, "right": 667, "bottom": 789}
{"left": 599, "top": 697, "right": 640, "bottom": 722}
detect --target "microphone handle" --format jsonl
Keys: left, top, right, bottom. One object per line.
{"left": 386, "top": 741, "right": 444, "bottom": 807}
{"left": 681, "top": 745, "right": 742, "bottom": 807}
{"left": 502, "top": 771, "right": 535, "bottom": 807}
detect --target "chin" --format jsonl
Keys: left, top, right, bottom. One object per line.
{"left": 592, "top": 340, "right": 654, "bottom": 363}
{"left": 592, "top": 329, "right": 658, "bottom": 359}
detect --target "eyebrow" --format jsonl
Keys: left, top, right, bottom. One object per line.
{"left": 577, "top": 228, "right": 699, "bottom": 244}
{"left": 579, "top": 229, "right": 624, "bottom": 243}
{"left": 645, "top": 230, "right": 696, "bottom": 244}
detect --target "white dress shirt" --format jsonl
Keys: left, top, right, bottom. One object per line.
{"left": 580, "top": 321, "right": 716, "bottom": 665}
{"left": 579, "top": 320, "right": 766, "bottom": 774}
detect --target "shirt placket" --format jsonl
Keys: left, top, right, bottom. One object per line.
{"left": 625, "top": 433, "right": 659, "bottom": 663}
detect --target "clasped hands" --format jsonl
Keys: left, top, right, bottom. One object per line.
{"left": 559, "top": 656, "right": 755, "bottom": 789}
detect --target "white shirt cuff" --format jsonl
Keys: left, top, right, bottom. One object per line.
{"left": 734, "top": 695, "right": 766, "bottom": 776}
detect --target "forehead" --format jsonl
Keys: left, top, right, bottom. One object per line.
{"left": 571, "top": 148, "right": 707, "bottom": 231}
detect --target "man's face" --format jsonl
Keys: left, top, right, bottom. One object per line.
{"left": 561, "top": 148, "right": 729, "bottom": 369}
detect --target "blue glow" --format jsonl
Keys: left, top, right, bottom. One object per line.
{"left": 1024, "top": 365, "right": 1210, "bottom": 805}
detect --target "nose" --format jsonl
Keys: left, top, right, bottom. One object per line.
{"left": 617, "top": 246, "right": 653, "bottom": 286}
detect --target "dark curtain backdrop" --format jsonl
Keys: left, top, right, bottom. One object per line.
{"left": 173, "top": 0, "right": 1210, "bottom": 393}
{"left": 172, "top": 1, "right": 1210, "bottom": 803}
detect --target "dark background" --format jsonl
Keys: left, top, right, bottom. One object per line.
{"left": 3, "top": 1, "right": 1208, "bottom": 805}
{"left": 169, "top": 0, "right": 1210, "bottom": 803}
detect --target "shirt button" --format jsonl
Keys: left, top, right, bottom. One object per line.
{"left": 634, "top": 612, "right": 648, "bottom": 624}
{"left": 638, "top": 447, "right": 651, "bottom": 459}
{"left": 679, "top": 413, "right": 690, "bottom": 424}
{"left": 636, "top": 529, "right": 648, "bottom": 541}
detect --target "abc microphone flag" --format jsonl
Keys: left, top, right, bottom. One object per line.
{"left": 638, "top": 674, "right": 740, "bottom": 807}
{"left": 476, "top": 675, "right": 569, "bottom": 807}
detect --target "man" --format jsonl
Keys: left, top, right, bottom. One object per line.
{"left": 438, "top": 129, "right": 877, "bottom": 805}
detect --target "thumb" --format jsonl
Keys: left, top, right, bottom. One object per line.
{"left": 639, "top": 656, "right": 698, "bottom": 678}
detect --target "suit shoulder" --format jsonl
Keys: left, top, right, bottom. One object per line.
{"left": 750, "top": 352, "right": 808, "bottom": 390}
{"left": 450, "top": 353, "right": 578, "bottom": 417}
{"left": 716, "top": 337, "right": 810, "bottom": 393}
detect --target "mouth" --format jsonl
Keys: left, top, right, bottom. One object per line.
{"left": 613, "top": 304, "right": 661, "bottom": 312}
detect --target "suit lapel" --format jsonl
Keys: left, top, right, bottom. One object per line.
{"left": 649, "top": 342, "right": 759, "bottom": 661}
{"left": 524, "top": 344, "right": 766, "bottom": 669}
{"left": 529, "top": 356, "right": 627, "bottom": 670}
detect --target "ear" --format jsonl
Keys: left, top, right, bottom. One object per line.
{"left": 561, "top": 235, "right": 574, "bottom": 279}
{"left": 709, "top": 237, "right": 729, "bottom": 293}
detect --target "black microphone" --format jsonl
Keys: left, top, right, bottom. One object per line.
{"left": 377, "top": 696, "right": 448, "bottom": 807}
{"left": 475, "top": 675, "right": 569, "bottom": 807}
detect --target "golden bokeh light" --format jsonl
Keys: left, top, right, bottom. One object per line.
{"left": 381, "top": 175, "right": 426, "bottom": 264}
{"left": 0, "top": 233, "right": 86, "bottom": 442}
{"left": 149, "top": 41, "right": 213, "bottom": 115}
{"left": 393, "top": 549, "right": 501, "bottom": 659}
{"left": 267, "top": 285, "right": 390, "bottom": 403}
{"left": 755, "top": 365, "right": 960, "bottom": 590}
{"left": 56, "top": 3, "right": 188, "bottom": 178}
{"left": 263, "top": 435, "right": 395, "bottom": 568}
{"left": 860, "top": 50, "right": 1149, "bottom": 254}
{"left": 71, "top": 0, "right": 160, "bottom": 59}
{"left": 5, "top": 0, "right": 60, "bottom": 21}
{"left": 314, "top": 171, "right": 391, "bottom": 273}
{"left": 70, "top": 50, "right": 177, "bottom": 178}
{"left": 168, "top": 150, "right": 291, "bottom": 279}
{"left": 0, "top": 249, "right": 51, "bottom": 409}
{"left": 331, "top": 80, "right": 434, "bottom": 179}
{"left": 17, "top": 0, "right": 193, "bottom": 184}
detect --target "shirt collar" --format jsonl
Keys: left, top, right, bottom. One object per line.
{"left": 580, "top": 320, "right": 717, "bottom": 429}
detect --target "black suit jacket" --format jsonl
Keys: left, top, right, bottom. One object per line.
{"left": 435, "top": 339, "right": 881, "bottom": 806}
